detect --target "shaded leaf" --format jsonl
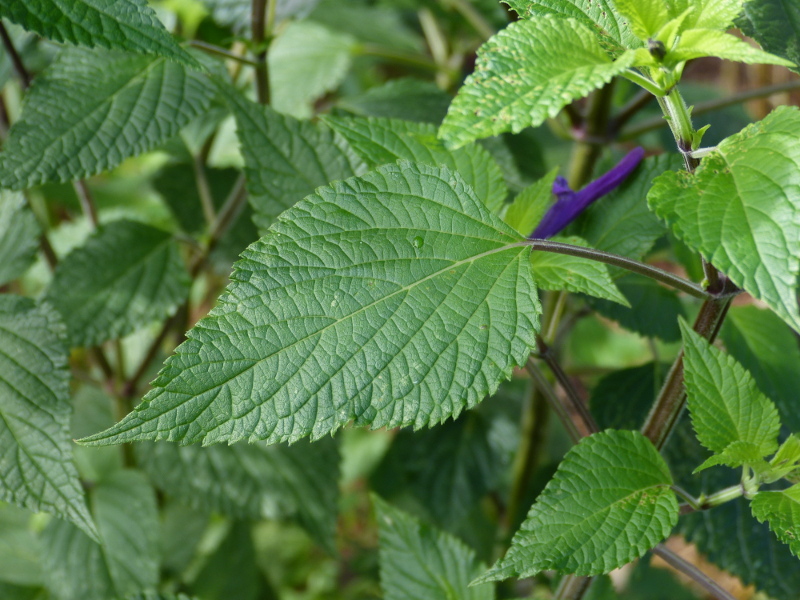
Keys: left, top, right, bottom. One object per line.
{"left": 439, "top": 17, "right": 635, "bottom": 148}
{"left": 648, "top": 106, "right": 800, "bottom": 332}
{"left": 480, "top": 430, "right": 678, "bottom": 580}
{"left": 751, "top": 484, "right": 800, "bottom": 557}
{"left": 0, "top": 191, "right": 40, "bottom": 286}
{"left": 0, "top": 49, "right": 215, "bottom": 189}
{"left": 137, "top": 437, "right": 339, "bottom": 552}
{"left": 738, "top": 0, "right": 800, "bottom": 72}
{"left": 80, "top": 162, "right": 540, "bottom": 446}
{"left": 323, "top": 116, "right": 507, "bottom": 212}
{"left": 45, "top": 220, "right": 190, "bottom": 347}
{"left": 0, "top": 296, "right": 96, "bottom": 540}
{"left": 0, "top": 0, "right": 199, "bottom": 67}
{"left": 375, "top": 496, "right": 494, "bottom": 600}
{"left": 227, "top": 91, "right": 367, "bottom": 232}
{"left": 336, "top": 78, "right": 451, "bottom": 124}
{"left": 41, "top": 470, "right": 159, "bottom": 600}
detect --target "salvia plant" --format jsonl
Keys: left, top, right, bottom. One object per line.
{"left": 1, "top": 0, "right": 799, "bottom": 599}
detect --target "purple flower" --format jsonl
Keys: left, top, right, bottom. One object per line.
{"left": 530, "top": 147, "right": 645, "bottom": 239}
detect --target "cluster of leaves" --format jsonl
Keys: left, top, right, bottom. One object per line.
{"left": 1, "top": 0, "right": 800, "bottom": 599}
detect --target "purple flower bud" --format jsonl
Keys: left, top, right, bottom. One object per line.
{"left": 530, "top": 147, "right": 645, "bottom": 240}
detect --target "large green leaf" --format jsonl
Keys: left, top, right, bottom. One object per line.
{"left": 668, "top": 0, "right": 744, "bottom": 30}
{"left": 722, "top": 306, "right": 800, "bottom": 432}
{"left": 738, "top": 0, "right": 800, "bottom": 73}
{"left": 0, "top": 296, "right": 96, "bottom": 540}
{"left": 269, "top": 21, "right": 356, "bottom": 118}
{"left": 530, "top": 236, "right": 629, "bottom": 305}
{"left": 374, "top": 496, "right": 494, "bottom": 600}
{"left": 0, "top": 49, "right": 215, "bottom": 189}
{"left": 45, "top": 220, "right": 190, "bottom": 347}
{"left": 614, "top": 0, "right": 670, "bottom": 39}
{"left": 682, "top": 321, "right": 781, "bottom": 468}
{"left": 40, "top": 470, "right": 159, "bottom": 600}
{"left": 648, "top": 106, "right": 800, "bottom": 332}
{"left": 0, "top": 0, "right": 199, "bottom": 68}
{"left": 323, "top": 116, "right": 508, "bottom": 213}
{"left": 503, "top": 0, "right": 639, "bottom": 49}
{"left": 80, "top": 162, "right": 540, "bottom": 446}
{"left": 0, "top": 191, "right": 39, "bottom": 286}
{"left": 438, "top": 17, "right": 636, "bottom": 148}
{"left": 137, "top": 437, "right": 339, "bottom": 552}
{"left": 751, "top": 484, "right": 800, "bottom": 557}
{"left": 478, "top": 430, "right": 678, "bottom": 581}
{"left": 227, "top": 91, "right": 367, "bottom": 232}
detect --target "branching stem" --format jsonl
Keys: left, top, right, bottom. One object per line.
{"left": 651, "top": 545, "right": 737, "bottom": 600}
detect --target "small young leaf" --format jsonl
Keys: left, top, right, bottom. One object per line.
{"left": 503, "top": 0, "right": 639, "bottom": 49}
{"left": 678, "top": 0, "right": 744, "bottom": 30}
{"left": 40, "top": 470, "right": 159, "bottom": 600}
{"left": 503, "top": 169, "right": 558, "bottom": 236}
{"left": 269, "top": 21, "right": 356, "bottom": 118}
{"left": 614, "top": 0, "right": 670, "bottom": 39}
{"left": 738, "top": 0, "right": 800, "bottom": 72}
{"left": 0, "top": 49, "right": 215, "bottom": 189}
{"left": 751, "top": 484, "right": 800, "bottom": 557}
{"left": 374, "top": 496, "right": 494, "bottom": 600}
{"left": 530, "top": 236, "right": 629, "bottom": 306}
{"left": 137, "top": 437, "right": 339, "bottom": 552}
{"left": 323, "top": 116, "right": 508, "bottom": 213}
{"left": 667, "top": 29, "right": 795, "bottom": 66}
{"left": 438, "top": 17, "right": 636, "bottom": 148}
{"left": 0, "top": 191, "right": 40, "bottom": 286}
{"left": 45, "top": 220, "right": 190, "bottom": 347}
{"left": 681, "top": 321, "right": 781, "bottom": 465}
{"left": 771, "top": 435, "right": 800, "bottom": 475}
{"left": 648, "top": 106, "right": 800, "bottom": 332}
{"left": 478, "top": 430, "right": 678, "bottom": 581}
{"left": 693, "top": 441, "right": 770, "bottom": 473}
{"left": 0, "top": 0, "right": 200, "bottom": 68}
{"left": 226, "top": 91, "right": 367, "bottom": 232}
{"left": 0, "top": 296, "right": 97, "bottom": 541}
{"left": 80, "top": 162, "right": 540, "bottom": 447}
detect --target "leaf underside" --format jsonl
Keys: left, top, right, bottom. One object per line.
{"left": 80, "top": 161, "right": 540, "bottom": 447}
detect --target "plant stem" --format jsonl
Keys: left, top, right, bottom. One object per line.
{"left": 651, "top": 545, "right": 736, "bottom": 600}
{"left": 0, "top": 22, "right": 31, "bottom": 89}
{"left": 622, "top": 78, "right": 800, "bottom": 140}
{"left": 525, "top": 240, "right": 712, "bottom": 299}
{"left": 621, "top": 69, "right": 665, "bottom": 97}
{"left": 555, "top": 575, "right": 592, "bottom": 600}
{"left": 192, "top": 154, "right": 217, "bottom": 226}
{"left": 188, "top": 40, "right": 260, "bottom": 67}
{"left": 251, "top": 0, "right": 274, "bottom": 104}
{"left": 525, "top": 359, "right": 583, "bottom": 443}
{"left": 439, "top": 0, "right": 495, "bottom": 40}
{"left": 610, "top": 89, "right": 655, "bottom": 134}
{"left": 73, "top": 180, "right": 100, "bottom": 229}
{"left": 567, "top": 83, "right": 615, "bottom": 187}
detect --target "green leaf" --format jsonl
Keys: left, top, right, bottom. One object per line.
{"left": 0, "top": 504, "right": 44, "bottom": 587}
{"left": 438, "top": 17, "right": 636, "bottom": 148}
{"left": 479, "top": 430, "right": 678, "bottom": 580}
{"left": 531, "top": 236, "right": 629, "bottom": 306}
{"left": 771, "top": 435, "right": 800, "bottom": 477}
{"left": 323, "top": 116, "right": 508, "bottom": 213}
{"left": 614, "top": 0, "right": 670, "bottom": 39}
{"left": 577, "top": 155, "right": 676, "bottom": 273}
{"left": 503, "top": 0, "right": 639, "bottom": 49}
{"left": 694, "top": 440, "right": 770, "bottom": 472}
{"left": 227, "top": 91, "right": 367, "bottom": 232}
{"left": 374, "top": 496, "right": 494, "bottom": 600}
{"left": 336, "top": 78, "right": 452, "bottom": 124}
{"left": 0, "top": 49, "right": 215, "bottom": 189}
{"left": 137, "top": 437, "right": 339, "bottom": 552}
{"left": 0, "top": 191, "right": 40, "bottom": 285}
{"left": 0, "top": 0, "right": 200, "bottom": 68}
{"left": 722, "top": 305, "right": 800, "bottom": 432}
{"left": 681, "top": 321, "right": 781, "bottom": 465}
{"left": 40, "top": 470, "right": 159, "bottom": 600}
{"left": 0, "top": 296, "right": 97, "bottom": 541}
{"left": 503, "top": 168, "right": 557, "bottom": 236}
{"left": 589, "top": 276, "right": 686, "bottom": 342}
{"left": 670, "top": 0, "right": 744, "bottom": 30}
{"left": 667, "top": 29, "right": 795, "bottom": 66}
{"left": 751, "top": 484, "right": 800, "bottom": 557}
{"left": 592, "top": 362, "right": 664, "bottom": 431}
{"left": 80, "top": 161, "right": 540, "bottom": 446}
{"left": 123, "top": 594, "right": 198, "bottom": 600}
{"left": 738, "top": 0, "right": 800, "bottom": 72}
{"left": 648, "top": 106, "right": 800, "bottom": 332}
{"left": 269, "top": 21, "right": 356, "bottom": 118}
{"left": 44, "top": 220, "right": 190, "bottom": 347}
